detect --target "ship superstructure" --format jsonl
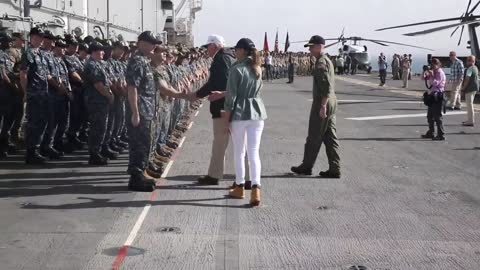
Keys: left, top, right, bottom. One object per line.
{"left": 0, "top": 0, "right": 201, "bottom": 44}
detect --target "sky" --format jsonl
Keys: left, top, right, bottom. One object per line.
{"left": 192, "top": 0, "right": 474, "bottom": 59}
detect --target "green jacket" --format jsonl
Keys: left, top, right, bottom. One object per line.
{"left": 224, "top": 58, "right": 267, "bottom": 121}
{"left": 465, "top": 65, "right": 479, "bottom": 93}
{"left": 313, "top": 54, "right": 336, "bottom": 99}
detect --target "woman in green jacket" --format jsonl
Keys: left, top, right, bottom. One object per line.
{"left": 221, "top": 38, "right": 267, "bottom": 206}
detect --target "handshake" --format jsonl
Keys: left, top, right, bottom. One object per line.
{"left": 179, "top": 91, "right": 224, "bottom": 102}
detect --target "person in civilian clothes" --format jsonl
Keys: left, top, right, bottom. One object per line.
{"left": 422, "top": 58, "right": 447, "bottom": 141}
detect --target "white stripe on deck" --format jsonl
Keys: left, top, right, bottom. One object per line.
{"left": 346, "top": 111, "right": 466, "bottom": 121}
{"left": 307, "top": 99, "right": 423, "bottom": 104}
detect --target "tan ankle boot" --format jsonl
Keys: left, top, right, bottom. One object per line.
{"left": 228, "top": 186, "right": 245, "bottom": 199}
{"left": 250, "top": 187, "right": 261, "bottom": 206}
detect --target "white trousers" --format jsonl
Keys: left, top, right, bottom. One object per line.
{"left": 465, "top": 91, "right": 476, "bottom": 124}
{"left": 230, "top": 120, "right": 264, "bottom": 187}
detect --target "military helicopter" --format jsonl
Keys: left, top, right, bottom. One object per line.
{"left": 376, "top": 0, "right": 480, "bottom": 57}
{"left": 292, "top": 29, "right": 433, "bottom": 72}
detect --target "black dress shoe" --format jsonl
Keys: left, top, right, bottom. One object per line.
{"left": 25, "top": 149, "right": 47, "bottom": 165}
{"left": 432, "top": 136, "right": 446, "bottom": 141}
{"left": 78, "top": 133, "right": 88, "bottom": 143}
{"left": 40, "top": 147, "right": 62, "bottom": 160}
{"left": 421, "top": 133, "right": 434, "bottom": 139}
{"left": 89, "top": 153, "right": 108, "bottom": 166}
{"left": 101, "top": 147, "right": 119, "bottom": 160}
{"left": 7, "top": 143, "right": 18, "bottom": 155}
{"left": 454, "top": 107, "right": 462, "bottom": 111}
{"left": 198, "top": 175, "right": 219, "bottom": 185}
{"left": 109, "top": 143, "right": 125, "bottom": 154}
{"left": 291, "top": 165, "right": 312, "bottom": 176}
{"left": 53, "top": 144, "right": 65, "bottom": 157}
{"left": 116, "top": 140, "right": 129, "bottom": 148}
{"left": 0, "top": 151, "right": 8, "bottom": 159}
{"left": 71, "top": 137, "right": 85, "bottom": 150}
{"left": 319, "top": 170, "right": 341, "bottom": 178}
{"left": 128, "top": 174, "right": 156, "bottom": 192}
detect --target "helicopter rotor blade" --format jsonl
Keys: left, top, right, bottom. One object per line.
{"left": 325, "top": 41, "right": 341, "bottom": 49}
{"left": 466, "top": 0, "right": 473, "bottom": 15}
{"left": 403, "top": 20, "right": 480, "bottom": 36}
{"left": 450, "top": 26, "right": 460, "bottom": 37}
{"left": 367, "top": 40, "right": 389, "bottom": 46}
{"left": 367, "top": 39, "right": 434, "bottom": 51}
{"left": 289, "top": 40, "right": 309, "bottom": 44}
{"left": 376, "top": 16, "right": 470, "bottom": 31}
{"left": 458, "top": 25, "right": 465, "bottom": 46}
{"left": 339, "top": 27, "right": 345, "bottom": 41}
{"left": 450, "top": 12, "right": 465, "bottom": 37}
{"left": 468, "top": 0, "right": 480, "bottom": 15}
{"left": 290, "top": 38, "right": 342, "bottom": 44}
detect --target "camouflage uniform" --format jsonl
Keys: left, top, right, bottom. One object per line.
{"left": 103, "top": 58, "right": 117, "bottom": 149}
{"left": 40, "top": 48, "right": 65, "bottom": 151}
{"left": 126, "top": 51, "right": 156, "bottom": 176}
{"left": 64, "top": 53, "right": 86, "bottom": 142}
{"left": 83, "top": 57, "right": 111, "bottom": 156}
{"left": 0, "top": 49, "right": 16, "bottom": 153}
{"left": 108, "top": 57, "right": 127, "bottom": 145}
{"left": 41, "top": 54, "right": 71, "bottom": 151}
{"left": 20, "top": 47, "right": 50, "bottom": 152}
{"left": 7, "top": 47, "right": 24, "bottom": 141}
{"left": 153, "top": 64, "right": 172, "bottom": 155}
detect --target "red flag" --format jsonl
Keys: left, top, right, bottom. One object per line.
{"left": 274, "top": 31, "right": 279, "bottom": 53}
{"left": 263, "top": 32, "right": 269, "bottom": 52}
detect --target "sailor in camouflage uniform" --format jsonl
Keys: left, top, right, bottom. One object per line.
{"left": 40, "top": 39, "right": 72, "bottom": 159}
{"left": 125, "top": 31, "right": 162, "bottom": 192}
{"left": 63, "top": 36, "right": 87, "bottom": 153}
{"left": 39, "top": 32, "right": 66, "bottom": 159}
{"left": 108, "top": 41, "right": 129, "bottom": 152}
{"left": 20, "top": 28, "right": 52, "bottom": 164}
{"left": 101, "top": 40, "right": 122, "bottom": 159}
{"left": 0, "top": 32, "right": 16, "bottom": 159}
{"left": 83, "top": 41, "right": 115, "bottom": 165}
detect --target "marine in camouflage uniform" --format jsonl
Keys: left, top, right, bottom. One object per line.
{"left": 125, "top": 31, "right": 161, "bottom": 192}
{"left": 20, "top": 28, "right": 52, "bottom": 164}
{"left": 7, "top": 32, "right": 25, "bottom": 144}
{"left": 83, "top": 41, "right": 114, "bottom": 165}
{"left": 292, "top": 36, "right": 341, "bottom": 178}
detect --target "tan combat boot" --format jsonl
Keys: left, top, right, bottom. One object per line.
{"left": 228, "top": 185, "right": 245, "bottom": 199}
{"left": 250, "top": 187, "right": 261, "bottom": 206}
